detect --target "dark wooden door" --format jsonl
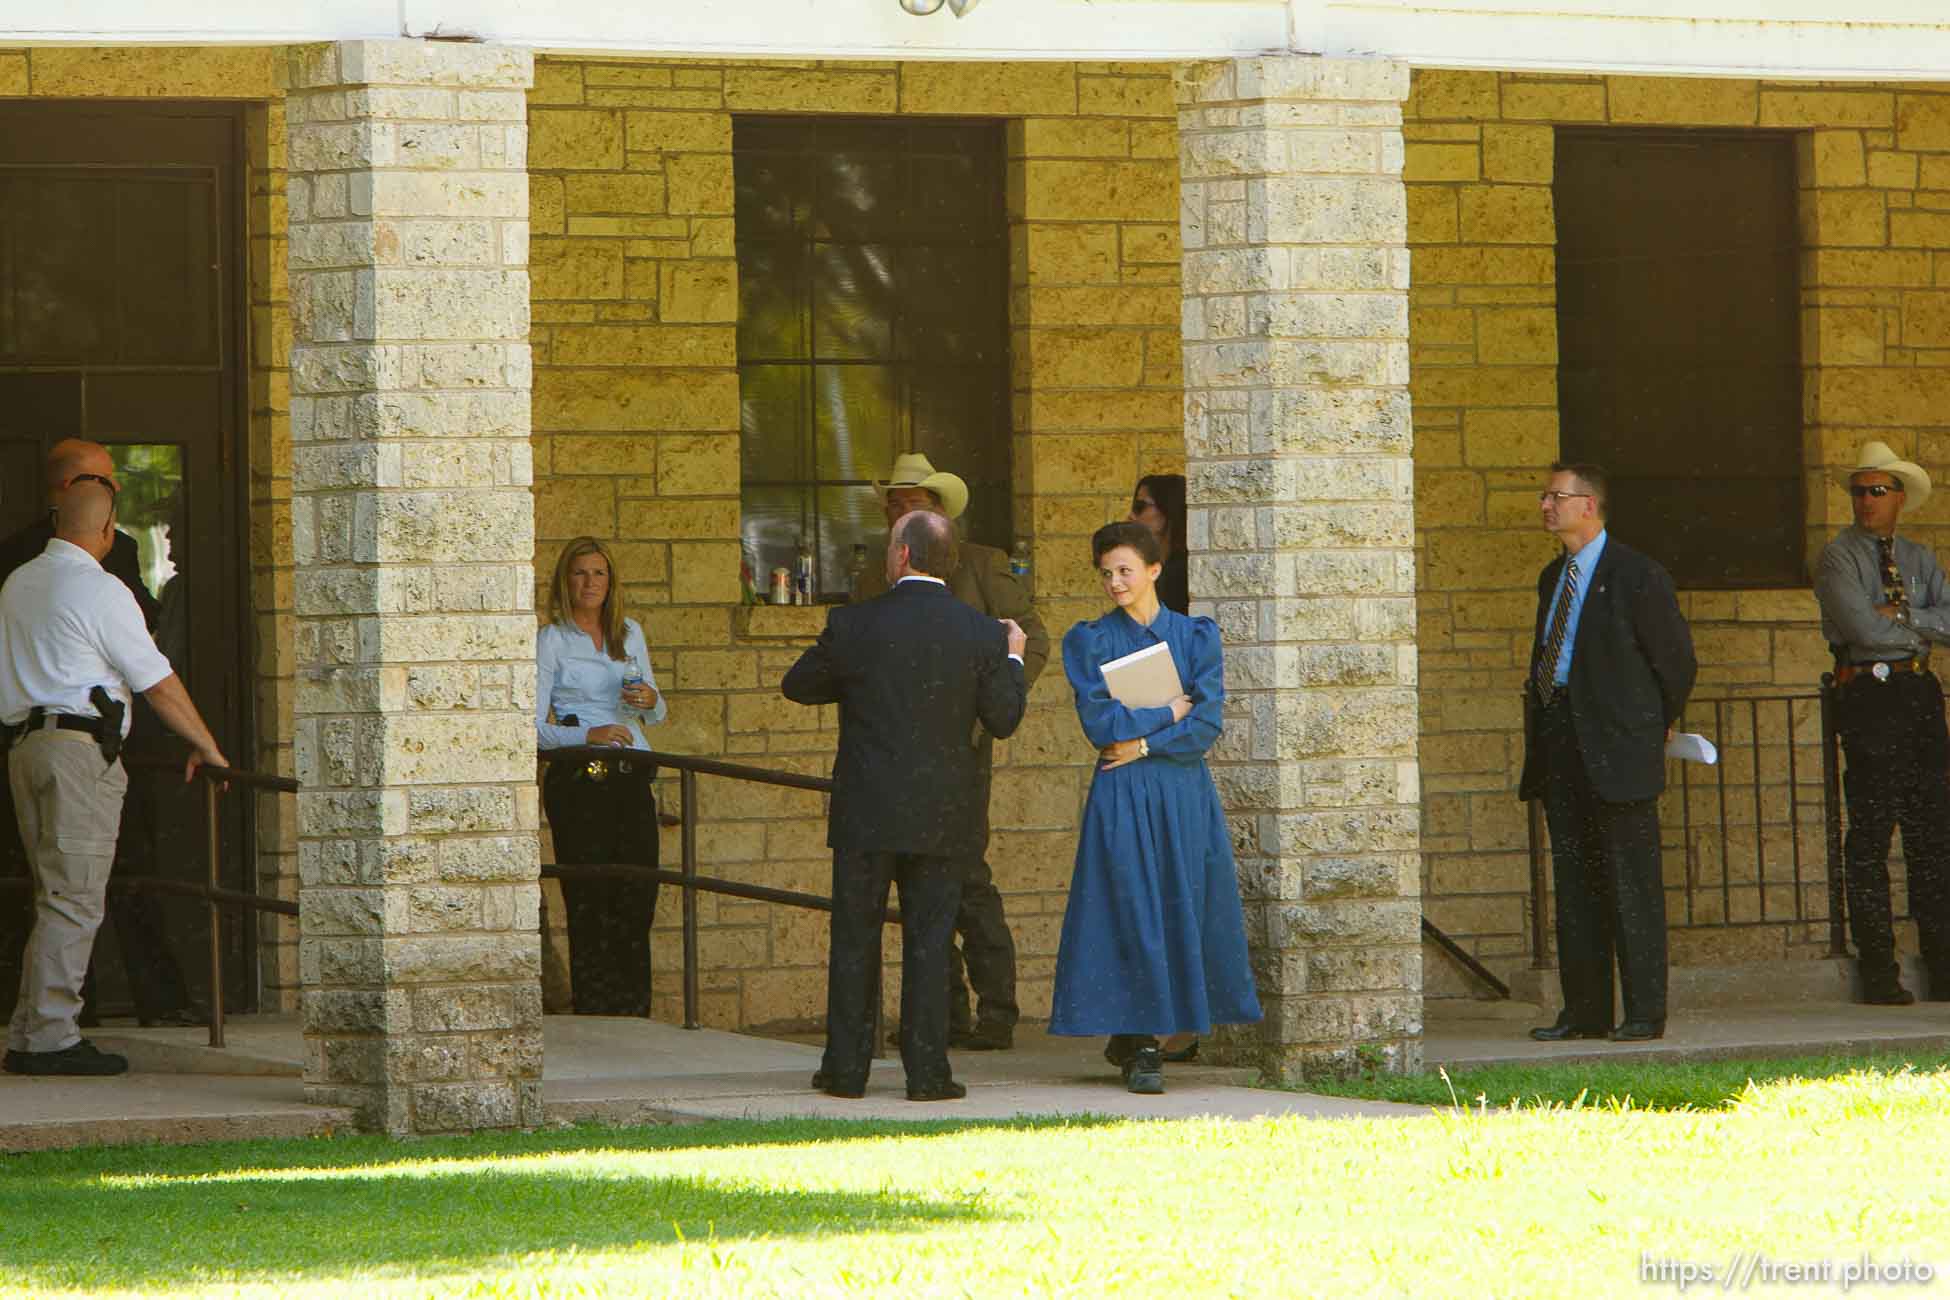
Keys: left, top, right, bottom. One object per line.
{"left": 1555, "top": 129, "right": 1804, "bottom": 589}
{"left": 0, "top": 103, "right": 252, "bottom": 1016}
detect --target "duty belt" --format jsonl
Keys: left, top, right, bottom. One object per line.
{"left": 1834, "top": 656, "right": 1929, "bottom": 686}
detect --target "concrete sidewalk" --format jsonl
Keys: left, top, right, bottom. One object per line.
{"left": 1425, "top": 997, "right": 1950, "bottom": 1068}
{"left": 10, "top": 999, "right": 1950, "bottom": 1152}
{"left": 1, "top": 1018, "right": 1418, "bottom": 1152}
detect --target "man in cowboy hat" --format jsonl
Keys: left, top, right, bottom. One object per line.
{"left": 1520, "top": 462, "right": 1696, "bottom": 1045}
{"left": 1814, "top": 440, "right": 1950, "bottom": 1005}
{"left": 854, "top": 453, "right": 1048, "bottom": 1051}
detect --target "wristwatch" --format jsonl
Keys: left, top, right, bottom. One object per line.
{"left": 1138, "top": 737, "right": 1150, "bottom": 759}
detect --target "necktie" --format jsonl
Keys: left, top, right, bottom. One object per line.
{"left": 1879, "top": 537, "right": 1908, "bottom": 613}
{"left": 1534, "top": 557, "right": 1579, "bottom": 700}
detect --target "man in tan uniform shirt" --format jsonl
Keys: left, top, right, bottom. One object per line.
{"left": 854, "top": 454, "right": 1049, "bottom": 1049}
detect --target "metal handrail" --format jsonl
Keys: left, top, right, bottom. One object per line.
{"left": 1521, "top": 688, "right": 1851, "bottom": 976}
{"left": 1, "top": 753, "right": 297, "bottom": 1049}
{"left": 538, "top": 745, "right": 900, "bottom": 1037}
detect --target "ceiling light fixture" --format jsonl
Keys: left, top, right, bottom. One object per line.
{"left": 898, "top": 0, "right": 980, "bottom": 15}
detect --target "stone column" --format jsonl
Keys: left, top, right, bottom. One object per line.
{"left": 1176, "top": 57, "right": 1422, "bottom": 1078}
{"left": 286, "top": 41, "right": 541, "bottom": 1134}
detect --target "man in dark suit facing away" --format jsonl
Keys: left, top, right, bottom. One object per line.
{"left": 1520, "top": 461, "right": 1696, "bottom": 1044}
{"left": 782, "top": 510, "right": 1029, "bottom": 1101}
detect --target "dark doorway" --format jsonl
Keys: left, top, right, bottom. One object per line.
{"left": 1555, "top": 128, "right": 1804, "bottom": 589}
{"left": 0, "top": 102, "right": 254, "bottom": 1019}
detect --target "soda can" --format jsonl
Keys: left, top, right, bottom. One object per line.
{"left": 769, "top": 566, "right": 792, "bottom": 604}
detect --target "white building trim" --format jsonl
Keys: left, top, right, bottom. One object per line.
{"left": 6, "top": 0, "right": 1950, "bottom": 82}
{"left": 1303, "top": 0, "right": 1950, "bottom": 81}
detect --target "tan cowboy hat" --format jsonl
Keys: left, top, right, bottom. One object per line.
{"left": 1840, "top": 440, "right": 1931, "bottom": 509}
{"left": 873, "top": 452, "right": 969, "bottom": 520}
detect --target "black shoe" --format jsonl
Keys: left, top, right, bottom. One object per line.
{"left": 138, "top": 1008, "right": 204, "bottom": 1029}
{"left": 1161, "top": 1037, "right": 1201, "bottom": 1064}
{"left": 1609, "top": 1020, "right": 1665, "bottom": 1042}
{"left": 1530, "top": 1018, "right": 1611, "bottom": 1042}
{"left": 956, "top": 1024, "right": 1013, "bottom": 1051}
{"left": 1103, "top": 1034, "right": 1145, "bottom": 1069}
{"left": 3, "top": 1039, "right": 129, "bottom": 1076}
{"left": 906, "top": 1079, "right": 967, "bottom": 1102}
{"left": 1861, "top": 985, "right": 1916, "bottom": 1007}
{"left": 810, "top": 1070, "right": 865, "bottom": 1099}
{"left": 1123, "top": 1046, "right": 1165, "bottom": 1095}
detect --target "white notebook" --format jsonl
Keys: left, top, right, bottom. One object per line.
{"left": 1665, "top": 732, "right": 1718, "bottom": 765}
{"left": 1100, "top": 641, "right": 1185, "bottom": 709}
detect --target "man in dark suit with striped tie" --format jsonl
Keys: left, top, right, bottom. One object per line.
{"left": 1519, "top": 462, "right": 1697, "bottom": 1043}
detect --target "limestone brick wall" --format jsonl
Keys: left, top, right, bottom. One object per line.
{"left": 0, "top": 46, "right": 301, "bottom": 1010}
{"left": 1406, "top": 71, "right": 1950, "bottom": 996}
{"left": 525, "top": 56, "right": 1182, "bottom": 1030}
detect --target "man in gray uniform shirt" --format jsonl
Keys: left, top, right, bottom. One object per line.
{"left": 1814, "top": 440, "right": 1950, "bottom": 1006}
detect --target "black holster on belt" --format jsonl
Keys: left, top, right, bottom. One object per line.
{"left": 88, "top": 686, "right": 125, "bottom": 765}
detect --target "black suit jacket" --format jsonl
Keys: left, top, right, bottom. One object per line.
{"left": 1518, "top": 536, "right": 1697, "bottom": 805}
{"left": 782, "top": 579, "right": 1027, "bottom": 857}
{"left": 0, "top": 517, "right": 158, "bottom": 630}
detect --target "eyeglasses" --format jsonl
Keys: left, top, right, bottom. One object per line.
{"left": 66, "top": 472, "right": 118, "bottom": 496}
{"left": 1849, "top": 483, "right": 1901, "bottom": 499}
{"left": 1538, "top": 490, "right": 1593, "bottom": 504}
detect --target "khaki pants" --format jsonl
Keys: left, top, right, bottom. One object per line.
{"left": 6, "top": 729, "right": 127, "bottom": 1054}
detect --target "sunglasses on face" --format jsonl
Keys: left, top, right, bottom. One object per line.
{"left": 66, "top": 472, "right": 118, "bottom": 496}
{"left": 1849, "top": 484, "right": 1901, "bottom": 499}
{"left": 1132, "top": 497, "right": 1159, "bottom": 513}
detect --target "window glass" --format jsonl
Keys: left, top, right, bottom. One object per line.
{"left": 1555, "top": 129, "right": 1803, "bottom": 588}
{"left": 734, "top": 117, "right": 1011, "bottom": 600}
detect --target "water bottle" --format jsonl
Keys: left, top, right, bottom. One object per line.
{"left": 848, "top": 544, "right": 869, "bottom": 600}
{"left": 794, "top": 537, "right": 815, "bottom": 605}
{"left": 1010, "top": 540, "right": 1031, "bottom": 582}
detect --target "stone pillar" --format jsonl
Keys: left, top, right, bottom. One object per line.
{"left": 286, "top": 41, "right": 542, "bottom": 1134}
{"left": 1176, "top": 57, "right": 1423, "bottom": 1079}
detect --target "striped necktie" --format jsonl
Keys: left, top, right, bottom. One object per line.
{"left": 1533, "top": 557, "right": 1579, "bottom": 700}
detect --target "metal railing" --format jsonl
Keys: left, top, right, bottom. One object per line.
{"left": 1524, "top": 683, "right": 1862, "bottom": 972}
{"left": 539, "top": 745, "right": 897, "bottom": 1035}
{"left": 0, "top": 755, "right": 299, "bottom": 1050}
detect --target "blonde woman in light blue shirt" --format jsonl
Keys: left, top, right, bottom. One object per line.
{"left": 537, "top": 536, "right": 667, "bottom": 1016}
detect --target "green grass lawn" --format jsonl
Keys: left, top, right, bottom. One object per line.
{"left": 4, "top": 1066, "right": 1948, "bottom": 1298}
{"left": 1296, "top": 1046, "right": 1950, "bottom": 1111}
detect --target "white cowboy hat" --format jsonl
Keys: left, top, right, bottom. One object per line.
{"left": 873, "top": 452, "right": 969, "bottom": 520}
{"left": 1840, "top": 440, "right": 1931, "bottom": 510}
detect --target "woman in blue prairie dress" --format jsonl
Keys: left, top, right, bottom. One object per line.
{"left": 1050, "top": 522, "right": 1261, "bottom": 1094}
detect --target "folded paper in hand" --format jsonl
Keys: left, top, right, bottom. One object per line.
{"left": 1100, "top": 641, "right": 1185, "bottom": 709}
{"left": 1665, "top": 731, "right": 1717, "bottom": 765}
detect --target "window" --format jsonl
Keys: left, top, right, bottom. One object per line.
{"left": 1555, "top": 129, "right": 1803, "bottom": 589}
{"left": 733, "top": 117, "right": 1011, "bottom": 599}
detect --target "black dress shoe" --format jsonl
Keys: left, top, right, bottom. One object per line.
{"left": 3, "top": 1039, "right": 129, "bottom": 1076}
{"left": 1862, "top": 985, "right": 1916, "bottom": 1006}
{"left": 810, "top": 1070, "right": 865, "bottom": 1099}
{"left": 957, "top": 1024, "right": 1013, "bottom": 1051}
{"left": 1609, "top": 1020, "right": 1665, "bottom": 1042}
{"left": 905, "top": 1080, "right": 966, "bottom": 1102}
{"left": 1529, "top": 1019, "right": 1610, "bottom": 1042}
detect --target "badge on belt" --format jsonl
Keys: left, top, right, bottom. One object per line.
{"left": 1873, "top": 661, "right": 1892, "bottom": 681}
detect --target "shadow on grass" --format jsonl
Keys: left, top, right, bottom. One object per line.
{"left": 0, "top": 1116, "right": 1118, "bottom": 1292}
